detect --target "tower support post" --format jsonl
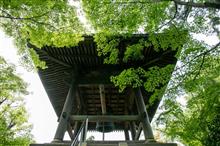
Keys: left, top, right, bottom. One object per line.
{"left": 129, "top": 122, "right": 136, "bottom": 140}
{"left": 53, "top": 78, "right": 77, "bottom": 141}
{"left": 124, "top": 129, "right": 130, "bottom": 140}
{"left": 135, "top": 88, "right": 155, "bottom": 142}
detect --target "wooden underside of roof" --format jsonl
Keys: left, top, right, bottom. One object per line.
{"left": 33, "top": 35, "right": 177, "bottom": 131}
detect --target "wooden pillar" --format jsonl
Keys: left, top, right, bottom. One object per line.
{"left": 99, "top": 84, "right": 106, "bottom": 114}
{"left": 135, "top": 122, "right": 142, "bottom": 140}
{"left": 129, "top": 122, "right": 136, "bottom": 140}
{"left": 135, "top": 88, "right": 155, "bottom": 142}
{"left": 124, "top": 129, "right": 130, "bottom": 140}
{"left": 102, "top": 122, "right": 105, "bottom": 141}
{"left": 124, "top": 105, "right": 130, "bottom": 141}
{"left": 67, "top": 123, "right": 74, "bottom": 140}
{"left": 53, "top": 80, "right": 77, "bottom": 141}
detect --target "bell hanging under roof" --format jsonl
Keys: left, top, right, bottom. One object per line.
{"left": 96, "top": 121, "right": 115, "bottom": 133}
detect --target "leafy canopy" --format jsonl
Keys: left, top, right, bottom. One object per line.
{"left": 0, "top": 56, "right": 33, "bottom": 146}
{"left": 158, "top": 55, "right": 220, "bottom": 146}
{"left": 0, "top": 0, "right": 84, "bottom": 69}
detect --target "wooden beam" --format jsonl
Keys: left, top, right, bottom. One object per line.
{"left": 130, "top": 121, "right": 137, "bottom": 140}
{"left": 67, "top": 123, "right": 74, "bottom": 140}
{"left": 31, "top": 45, "right": 72, "bottom": 68}
{"left": 124, "top": 129, "right": 130, "bottom": 140}
{"left": 135, "top": 122, "right": 142, "bottom": 140}
{"left": 77, "top": 67, "right": 123, "bottom": 85}
{"left": 124, "top": 103, "right": 130, "bottom": 141}
{"left": 99, "top": 84, "right": 106, "bottom": 114}
{"left": 128, "top": 90, "right": 135, "bottom": 111}
{"left": 135, "top": 88, "right": 155, "bottom": 141}
{"left": 76, "top": 90, "right": 86, "bottom": 114}
{"left": 70, "top": 115, "right": 140, "bottom": 122}
{"left": 53, "top": 80, "right": 77, "bottom": 141}
{"left": 78, "top": 77, "right": 110, "bottom": 85}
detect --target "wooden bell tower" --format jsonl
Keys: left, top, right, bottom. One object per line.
{"left": 30, "top": 35, "right": 177, "bottom": 146}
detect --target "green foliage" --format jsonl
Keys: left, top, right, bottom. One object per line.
{"left": 144, "top": 2, "right": 171, "bottom": 31}
{"left": 29, "top": 48, "right": 47, "bottom": 70}
{"left": 26, "top": 28, "right": 84, "bottom": 48}
{"left": 111, "top": 65, "right": 174, "bottom": 105}
{"left": 111, "top": 67, "right": 144, "bottom": 92}
{"left": 0, "top": 0, "right": 84, "bottom": 69}
{"left": 149, "top": 27, "right": 189, "bottom": 52}
{"left": 158, "top": 56, "right": 220, "bottom": 146}
{"left": 123, "top": 41, "right": 144, "bottom": 62}
{"left": 144, "top": 65, "right": 174, "bottom": 92}
{"left": 94, "top": 32, "right": 119, "bottom": 64}
{"left": 205, "top": 113, "right": 220, "bottom": 146}
{"left": 82, "top": 0, "right": 145, "bottom": 33}
{"left": 162, "top": 78, "right": 220, "bottom": 146}
{"left": 0, "top": 56, "right": 33, "bottom": 146}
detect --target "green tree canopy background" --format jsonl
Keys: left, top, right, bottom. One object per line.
{"left": 0, "top": 57, "right": 33, "bottom": 146}
{"left": 0, "top": 0, "right": 220, "bottom": 145}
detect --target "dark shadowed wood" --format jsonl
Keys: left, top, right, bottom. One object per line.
{"left": 33, "top": 35, "right": 177, "bottom": 132}
{"left": 99, "top": 84, "right": 106, "bottom": 114}
{"left": 135, "top": 123, "right": 142, "bottom": 140}
{"left": 71, "top": 115, "right": 140, "bottom": 122}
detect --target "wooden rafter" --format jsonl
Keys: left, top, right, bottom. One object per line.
{"left": 99, "top": 84, "right": 106, "bottom": 114}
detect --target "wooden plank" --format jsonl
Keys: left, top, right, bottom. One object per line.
{"left": 135, "top": 88, "right": 155, "bottom": 141}
{"left": 135, "top": 123, "right": 142, "bottom": 140}
{"left": 130, "top": 121, "right": 137, "bottom": 140}
{"left": 32, "top": 46, "right": 71, "bottom": 68}
{"left": 53, "top": 81, "right": 77, "bottom": 141}
{"left": 99, "top": 84, "right": 106, "bottom": 114}
{"left": 67, "top": 123, "right": 74, "bottom": 140}
{"left": 70, "top": 115, "right": 140, "bottom": 122}
{"left": 124, "top": 129, "right": 130, "bottom": 140}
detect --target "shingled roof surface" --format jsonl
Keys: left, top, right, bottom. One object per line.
{"left": 33, "top": 35, "right": 177, "bottom": 131}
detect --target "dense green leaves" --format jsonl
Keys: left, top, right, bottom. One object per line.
{"left": 160, "top": 77, "right": 220, "bottom": 146}
{"left": 111, "top": 65, "right": 174, "bottom": 104}
{"left": 94, "top": 32, "right": 120, "bottom": 64}
{"left": 148, "top": 27, "right": 189, "bottom": 52}
{"left": 82, "top": 0, "right": 145, "bottom": 32}
{"left": 0, "top": 57, "right": 33, "bottom": 146}
{"left": 157, "top": 55, "right": 220, "bottom": 145}
{"left": 0, "top": 0, "right": 83, "bottom": 69}
{"left": 123, "top": 42, "right": 144, "bottom": 62}
{"left": 111, "top": 67, "right": 144, "bottom": 92}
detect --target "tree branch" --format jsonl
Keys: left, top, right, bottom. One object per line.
{"left": 0, "top": 5, "right": 54, "bottom": 20}
{"left": 174, "top": 41, "right": 220, "bottom": 73}
{"left": 155, "top": 3, "right": 178, "bottom": 32}
{"left": 0, "top": 98, "right": 7, "bottom": 106}
{"left": 173, "top": 0, "right": 220, "bottom": 9}
{"left": 7, "top": 121, "right": 15, "bottom": 130}
{"left": 193, "top": 53, "right": 205, "bottom": 81}
{"left": 102, "top": 0, "right": 220, "bottom": 9}
{"left": 0, "top": 7, "right": 56, "bottom": 29}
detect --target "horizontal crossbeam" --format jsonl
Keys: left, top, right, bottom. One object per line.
{"left": 71, "top": 115, "right": 140, "bottom": 122}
